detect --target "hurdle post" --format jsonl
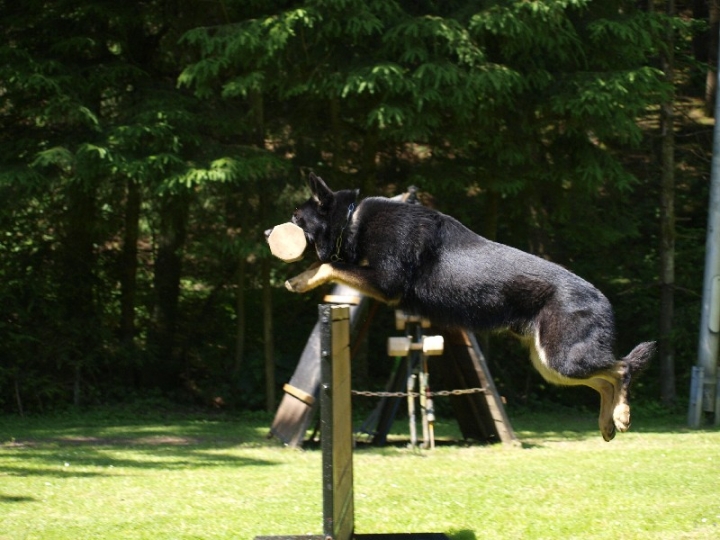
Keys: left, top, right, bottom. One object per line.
{"left": 320, "top": 304, "right": 354, "bottom": 540}
{"left": 256, "top": 304, "right": 449, "bottom": 539}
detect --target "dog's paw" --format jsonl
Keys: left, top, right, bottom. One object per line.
{"left": 285, "top": 274, "right": 310, "bottom": 293}
{"left": 601, "top": 421, "right": 616, "bottom": 442}
{"left": 613, "top": 403, "right": 631, "bottom": 433}
{"left": 285, "top": 264, "right": 328, "bottom": 293}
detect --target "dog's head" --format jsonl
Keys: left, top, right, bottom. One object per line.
{"left": 290, "top": 173, "right": 358, "bottom": 261}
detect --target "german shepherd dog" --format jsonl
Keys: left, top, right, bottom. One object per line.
{"left": 271, "top": 173, "right": 655, "bottom": 441}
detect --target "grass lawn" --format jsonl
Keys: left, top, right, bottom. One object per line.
{"left": 0, "top": 405, "right": 718, "bottom": 539}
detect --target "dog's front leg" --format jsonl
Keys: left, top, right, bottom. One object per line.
{"left": 286, "top": 263, "right": 398, "bottom": 305}
{"left": 285, "top": 263, "right": 333, "bottom": 293}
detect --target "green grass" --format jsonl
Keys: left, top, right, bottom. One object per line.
{"left": 1, "top": 406, "right": 719, "bottom": 539}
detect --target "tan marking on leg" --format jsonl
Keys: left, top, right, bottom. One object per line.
{"left": 584, "top": 376, "right": 618, "bottom": 442}
{"left": 612, "top": 375, "right": 631, "bottom": 433}
{"left": 285, "top": 263, "right": 334, "bottom": 293}
{"left": 285, "top": 263, "right": 399, "bottom": 305}
{"left": 591, "top": 363, "right": 631, "bottom": 433}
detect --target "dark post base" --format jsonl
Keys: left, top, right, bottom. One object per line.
{"left": 255, "top": 534, "right": 449, "bottom": 539}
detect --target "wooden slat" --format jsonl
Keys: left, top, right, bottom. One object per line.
{"left": 323, "top": 294, "right": 362, "bottom": 305}
{"left": 269, "top": 393, "right": 314, "bottom": 448}
{"left": 283, "top": 383, "right": 316, "bottom": 406}
{"left": 461, "top": 331, "right": 518, "bottom": 446}
{"left": 449, "top": 329, "right": 518, "bottom": 446}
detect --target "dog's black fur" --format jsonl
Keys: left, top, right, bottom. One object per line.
{"left": 272, "top": 173, "right": 655, "bottom": 441}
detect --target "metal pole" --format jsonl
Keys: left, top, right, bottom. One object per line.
{"left": 690, "top": 26, "right": 720, "bottom": 427}
{"left": 407, "top": 368, "right": 417, "bottom": 448}
{"left": 419, "top": 358, "right": 430, "bottom": 449}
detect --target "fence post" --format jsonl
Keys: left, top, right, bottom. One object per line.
{"left": 320, "top": 304, "right": 354, "bottom": 540}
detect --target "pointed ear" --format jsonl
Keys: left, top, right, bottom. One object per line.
{"left": 308, "top": 173, "right": 334, "bottom": 207}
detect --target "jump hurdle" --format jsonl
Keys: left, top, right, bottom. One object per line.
{"left": 356, "top": 311, "right": 518, "bottom": 448}
{"left": 387, "top": 313, "right": 445, "bottom": 450}
{"left": 256, "top": 304, "right": 449, "bottom": 540}
{"left": 269, "top": 285, "right": 371, "bottom": 448}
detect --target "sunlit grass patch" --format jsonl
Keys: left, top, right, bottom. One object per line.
{"left": 1, "top": 408, "right": 718, "bottom": 539}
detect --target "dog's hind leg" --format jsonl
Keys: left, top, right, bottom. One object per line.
{"left": 527, "top": 337, "right": 623, "bottom": 441}
{"left": 611, "top": 341, "right": 655, "bottom": 434}
{"left": 585, "top": 374, "right": 621, "bottom": 442}
{"left": 585, "top": 361, "right": 636, "bottom": 441}
{"left": 527, "top": 332, "right": 654, "bottom": 440}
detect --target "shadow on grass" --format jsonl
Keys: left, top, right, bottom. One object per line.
{"left": 0, "top": 416, "right": 280, "bottom": 477}
{"left": 0, "top": 464, "right": 109, "bottom": 478}
{"left": 0, "top": 452, "right": 277, "bottom": 478}
{"left": 448, "top": 530, "right": 477, "bottom": 540}
{"left": 0, "top": 493, "right": 37, "bottom": 503}
{"left": 0, "top": 436, "right": 278, "bottom": 473}
{"left": 0, "top": 406, "right": 702, "bottom": 480}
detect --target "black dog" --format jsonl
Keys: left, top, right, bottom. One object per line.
{"left": 273, "top": 173, "right": 655, "bottom": 441}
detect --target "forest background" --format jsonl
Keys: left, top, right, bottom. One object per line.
{"left": 0, "top": 0, "right": 714, "bottom": 417}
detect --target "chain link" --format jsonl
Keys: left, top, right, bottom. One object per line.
{"left": 351, "top": 387, "right": 487, "bottom": 398}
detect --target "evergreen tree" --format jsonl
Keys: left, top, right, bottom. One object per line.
{"left": 0, "top": 0, "right": 286, "bottom": 408}
{"left": 0, "top": 0, "right": 699, "bottom": 412}
{"left": 180, "top": 0, "right": 671, "bottom": 403}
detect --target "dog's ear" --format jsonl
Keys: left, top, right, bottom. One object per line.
{"left": 308, "top": 173, "right": 334, "bottom": 208}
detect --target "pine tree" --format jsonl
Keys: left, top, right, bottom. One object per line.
{"left": 0, "top": 0, "right": 287, "bottom": 406}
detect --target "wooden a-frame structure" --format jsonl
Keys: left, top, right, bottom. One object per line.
{"left": 268, "top": 289, "right": 517, "bottom": 448}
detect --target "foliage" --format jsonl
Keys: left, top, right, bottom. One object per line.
{"left": 0, "top": 0, "right": 709, "bottom": 413}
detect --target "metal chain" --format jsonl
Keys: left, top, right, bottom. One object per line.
{"left": 351, "top": 387, "right": 487, "bottom": 398}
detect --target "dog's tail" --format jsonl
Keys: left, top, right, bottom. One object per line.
{"left": 622, "top": 341, "right": 656, "bottom": 377}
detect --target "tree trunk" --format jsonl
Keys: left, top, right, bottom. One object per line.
{"left": 120, "top": 177, "right": 141, "bottom": 344}
{"left": 73, "top": 364, "right": 82, "bottom": 408}
{"left": 706, "top": 1, "right": 720, "bottom": 117}
{"left": 484, "top": 189, "right": 500, "bottom": 242}
{"left": 262, "top": 256, "right": 275, "bottom": 412}
{"left": 14, "top": 377, "right": 24, "bottom": 418}
{"left": 362, "top": 127, "right": 379, "bottom": 195}
{"left": 233, "top": 253, "right": 247, "bottom": 376}
{"left": 231, "top": 194, "right": 250, "bottom": 375}
{"left": 526, "top": 200, "right": 551, "bottom": 260}
{"left": 147, "top": 193, "right": 190, "bottom": 388}
{"left": 62, "top": 180, "right": 97, "bottom": 406}
{"left": 331, "top": 97, "right": 344, "bottom": 172}
{"left": 251, "top": 88, "right": 276, "bottom": 412}
{"left": 659, "top": 0, "right": 677, "bottom": 406}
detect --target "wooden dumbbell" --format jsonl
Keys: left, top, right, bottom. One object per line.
{"left": 394, "top": 310, "right": 432, "bottom": 330}
{"left": 387, "top": 335, "right": 444, "bottom": 357}
{"left": 267, "top": 222, "right": 307, "bottom": 263}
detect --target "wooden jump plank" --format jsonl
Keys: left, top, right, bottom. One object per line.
{"left": 270, "top": 285, "right": 369, "bottom": 448}
{"left": 444, "top": 329, "right": 518, "bottom": 446}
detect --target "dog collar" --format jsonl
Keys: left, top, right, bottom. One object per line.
{"left": 331, "top": 202, "right": 356, "bottom": 262}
